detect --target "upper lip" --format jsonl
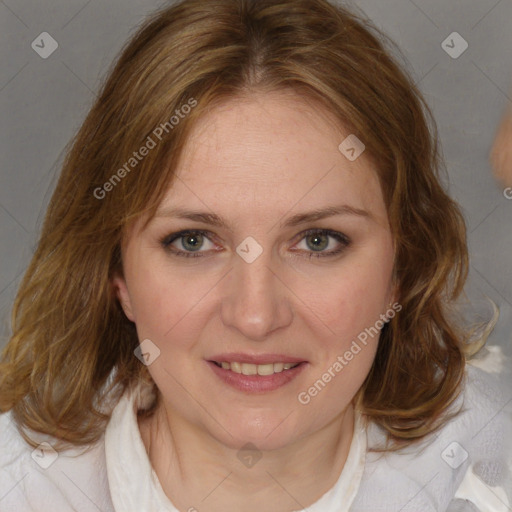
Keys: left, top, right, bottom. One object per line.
{"left": 208, "top": 353, "right": 307, "bottom": 365}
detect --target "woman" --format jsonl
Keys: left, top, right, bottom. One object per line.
{"left": 1, "top": 0, "right": 510, "bottom": 511}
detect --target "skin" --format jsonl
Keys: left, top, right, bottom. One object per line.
{"left": 491, "top": 104, "right": 512, "bottom": 188}
{"left": 112, "top": 89, "right": 396, "bottom": 512}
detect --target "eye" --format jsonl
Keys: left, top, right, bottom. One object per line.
{"left": 160, "top": 228, "right": 350, "bottom": 259}
{"left": 160, "top": 230, "right": 217, "bottom": 258}
{"left": 291, "top": 229, "right": 351, "bottom": 259}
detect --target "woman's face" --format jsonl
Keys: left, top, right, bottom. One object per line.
{"left": 113, "top": 90, "right": 396, "bottom": 451}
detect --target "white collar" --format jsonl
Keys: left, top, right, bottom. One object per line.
{"left": 105, "top": 385, "right": 367, "bottom": 512}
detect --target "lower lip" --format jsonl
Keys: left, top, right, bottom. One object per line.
{"left": 206, "top": 361, "right": 308, "bottom": 393}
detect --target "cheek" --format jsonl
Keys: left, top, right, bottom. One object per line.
{"left": 296, "top": 248, "right": 393, "bottom": 340}
{"left": 125, "top": 260, "right": 220, "bottom": 349}
{"left": 296, "top": 263, "right": 387, "bottom": 415}
{"left": 125, "top": 263, "right": 185, "bottom": 340}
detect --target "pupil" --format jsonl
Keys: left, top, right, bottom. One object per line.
{"left": 184, "top": 234, "right": 202, "bottom": 251}
{"left": 308, "top": 234, "right": 327, "bottom": 251}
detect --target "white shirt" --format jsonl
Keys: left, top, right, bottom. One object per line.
{"left": 1, "top": 348, "right": 511, "bottom": 512}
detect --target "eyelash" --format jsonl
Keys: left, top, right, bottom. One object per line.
{"left": 159, "top": 229, "right": 351, "bottom": 260}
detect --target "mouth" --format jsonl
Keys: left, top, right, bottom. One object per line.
{"left": 206, "top": 358, "right": 308, "bottom": 393}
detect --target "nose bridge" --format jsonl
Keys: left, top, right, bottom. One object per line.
{"left": 220, "top": 245, "right": 292, "bottom": 340}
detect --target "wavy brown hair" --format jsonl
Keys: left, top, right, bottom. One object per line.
{"left": 1, "top": 0, "right": 477, "bottom": 449}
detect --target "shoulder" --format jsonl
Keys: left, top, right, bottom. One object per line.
{"left": 0, "top": 410, "right": 114, "bottom": 512}
{"left": 352, "top": 350, "right": 512, "bottom": 512}
{"left": 452, "top": 352, "right": 512, "bottom": 511}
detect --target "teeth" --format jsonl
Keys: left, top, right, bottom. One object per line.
{"left": 215, "top": 361, "right": 300, "bottom": 375}
{"left": 257, "top": 364, "right": 274, "bottom": 376}
{"left": 241, "top": 364, "right": 257, "bottom": 376}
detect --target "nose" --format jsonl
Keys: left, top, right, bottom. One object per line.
{"left": 220, "top": 250, "right": 293, "bottom": 341}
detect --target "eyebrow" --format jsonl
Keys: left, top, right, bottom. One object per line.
{"left": 154, "top": 205, "right": 372, "bottom": 230}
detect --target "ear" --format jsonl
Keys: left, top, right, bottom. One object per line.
{"left": 111, "top": 273, "right": 136, "bottom": 322}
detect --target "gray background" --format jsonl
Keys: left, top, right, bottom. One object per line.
{"left": 1, "top": 0, "right": 511, "bottom": 360}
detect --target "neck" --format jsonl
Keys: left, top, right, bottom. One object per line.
{"left": 139, "top": 400, "right": 356, "bottom": 512}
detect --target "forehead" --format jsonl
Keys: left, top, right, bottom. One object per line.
{"left": 143, "top": 89, "right": 388, "bottom": 232}
{"left": 179, "top": 89, "right": 368, "bottom": 182}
